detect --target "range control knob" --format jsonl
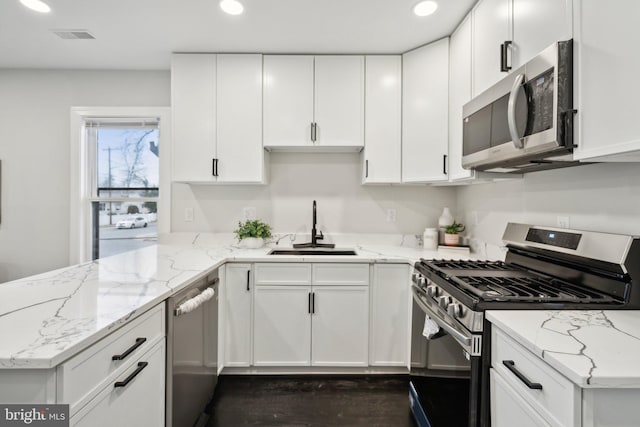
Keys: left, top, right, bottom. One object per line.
{"left": 447, "top": 303, "right": 463, "bottom": 318}
{"left": 426, "top": 285, "right": 439, "bottom": 298}
{"left": 412, "top": 273, "right": 419, "bottom": 283}
{"left": 417, "top": 276, "right": 427, "bottom": 287}
{"left": 438, "top": 296, "right": 452, "bottom": 310}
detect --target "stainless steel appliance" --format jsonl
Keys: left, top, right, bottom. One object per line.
{"left": 462, "top": 40, "right": 578, "bottom": 174}
{"left": 167, "top": 271, "right": 219, "bottom": 427}
{"left": 410, "top": 223, "right": 640, "bottom": 427}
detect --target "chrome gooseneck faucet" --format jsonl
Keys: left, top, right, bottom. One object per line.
{"left": 293, "top": 200, "right": 335, "bottom": 249}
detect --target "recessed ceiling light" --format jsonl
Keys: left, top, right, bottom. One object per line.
{"left": 20, "top": 0, "right": 51, "bottom": 13}
{"left": 413, "top": 1, "right": 438, "bottom": 17}
{"left": 220, "top": 0, "right": 244, "bottom": 15}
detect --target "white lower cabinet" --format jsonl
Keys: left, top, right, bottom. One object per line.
{"left": 491, "top": 326, "right": 580, "bottom": 426}
{"left": 369, "top": 264, "right": 409, "bottom": 367}
{"left": 253, "top": 285, "right": 312, "bottom": 366}
{"left": 490, "top": 368, "right": 551, "bottom": 427}
{"left": 0, "top": 303, "right": 167, "bottom": 426}
{"left": 491, "top": 321, "right": 640, "bottom": 427}
{"left": 223, "top": 263, "right": 253, "bottom": 367}
{"left": 252, "top": 263, "right": 370, "bottom": 367}
{"left": 71, "top": 339, "right": 165, "bottom": 427}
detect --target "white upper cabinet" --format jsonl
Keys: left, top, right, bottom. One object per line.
{"left": 216, "top": 54, "right": 265, "bottom": 183}
{"left": 448, "top": 15, "right": 474, "bottom": 182}
{"left": 402, "top": 38, "right": 450, "bottom": 183}
{"left": 171, "top": 53, "right": 266, "bottom": 183}
{"left": 263, "top": 55, "right": 364, "bottom": 150}
{"left": 172, "top": 54, "right": 217, "bottom": 182}
{"left": 472, "top": 0, "right": 572, "bottom": 97}
{"left": 573, "top": 0, "right": 640, "bottom": 161}
{"left": 263, "top": 56, "right": 315, "bottom": 148}
{"left": 511, "top": 0, "right": 572, "bottom": 69}
{"left": 362, "top": 56, "right": 402, "bottom": 184}
{"left": 314, "top": 56, "right": 364, "bottom": 148}
{"left": 472, "top": 0, "right": 511, "bottom": 97}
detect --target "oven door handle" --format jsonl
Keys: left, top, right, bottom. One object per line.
{"left": 411, "top": 285, "right": 472, "bottom": 349}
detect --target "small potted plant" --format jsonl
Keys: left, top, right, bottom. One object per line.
{"left": 444, "top": 221, "right": 465, "bottom": 246}
{"left": 234, "top": 219, "right": 272, "bottom": 249}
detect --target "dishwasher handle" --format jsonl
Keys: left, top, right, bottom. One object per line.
{"left": 174, "top": 278, "right": 218, "bottom": 317}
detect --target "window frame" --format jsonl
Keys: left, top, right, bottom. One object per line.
{"left": 70, "top": 107, "right": 171, "bottom": 264}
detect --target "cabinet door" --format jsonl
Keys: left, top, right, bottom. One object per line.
{"left": 253, "top": 286, "right": 311, "bottom": 366}
{"left": 402, "top": 38, "right": 450, "bottom": 183}
{"left": 490, "top": 369, "right": 551, "bottom": 427}
{"left": 71, "top": 340, "right": 165, "bottom": 427}
{"left": 370, "top": 264, "right": 409, "bottom": 366}
{"left": 448, "top": 15, "right": 474, "bottom": 181}
{"left": 216, "top": 54, "right": 265, "bottom": 183}
{"left": 263, "top": 55, "right": 314, "bottom": 148}
{"left": 171, "top": 54, "right": 217, "bottom": 182}
{"left": 472, "top": 0, "right": 511, "bottom": 96}
{"left": 363, "top": 56, "right": 402, "bottom": 183}
{"left": 511, "top": 0, "right": 572, "bottom": 69}
{"left": 311, "top": 286, "right": 369, "bottom": 367}
{"left": 223, "top": 264, "right": 253, "bottom": 367}
{"left": 314, "top": 56, "right": 365, "bottom": 147}
{"left": 573, "top": 0, "right": 640, "bottom": 161}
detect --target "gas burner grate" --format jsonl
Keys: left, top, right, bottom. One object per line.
{"left": 422, "top": 259, "right": 513, "bottom": 271}
{"left": 454, "top": 275, "right": 618, "bottom": 303}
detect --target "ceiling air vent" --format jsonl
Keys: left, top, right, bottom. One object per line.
{"left": 51, "top": 30, "right": 95, "bottom": 40}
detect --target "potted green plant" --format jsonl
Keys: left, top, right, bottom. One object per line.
{"left": 443, "top": 221, "right": 465, "bottom": 246}
{"left": 234, "top": 219, "right": 272, "bottom": 249}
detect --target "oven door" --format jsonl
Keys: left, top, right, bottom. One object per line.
{"left": 410, "top": 285, "right": 483, "bottom": 427}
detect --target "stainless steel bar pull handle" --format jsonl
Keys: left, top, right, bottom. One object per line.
{"left": 508, "top": 74, "right": 525, "bottom": 149}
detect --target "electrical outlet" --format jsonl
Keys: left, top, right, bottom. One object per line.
{"left": 386, "top": 208, "right": 397, "bottom": 223}
{"left": 557, "top": 216, "right": 570, "bottom": 229}
{"left": 243, "top": 207, "right": 256, "bottom": 220}
{"left": 184, "top": 207, "right": 194, "bottom": 222}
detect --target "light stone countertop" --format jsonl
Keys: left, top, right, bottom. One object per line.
{"left": 0, "top": 233, "right": 469, "bottom": 369}
{"left": 487, "top": 310, "right": 640, "bottom": 388}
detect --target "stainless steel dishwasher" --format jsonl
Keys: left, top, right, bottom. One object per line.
{"left": 166, "top": 271, "right": 219, "bottom": 427}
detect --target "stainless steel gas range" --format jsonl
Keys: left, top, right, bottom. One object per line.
{"left": 409, "top": 223, "right": 640, "bottom": 427}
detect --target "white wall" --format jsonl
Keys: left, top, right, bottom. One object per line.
{"left": 172, "top": 153, "right": 458, "bottom": 237}
{"left": 457, "top": 163, "right": 640, "bottom": 253}
{"left": 0, "top": 69, "right": 169, "bottom": 283}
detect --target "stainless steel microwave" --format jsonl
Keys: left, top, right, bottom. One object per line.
{"left": 462, "top": 40, "right": 578, "bottom": 173}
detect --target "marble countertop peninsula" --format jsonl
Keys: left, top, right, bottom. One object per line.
{"left": 0, "top": 233, "right": 467, "bottom": 369}
{"left": 487, "top": 310, "right": 640, "bottom": 388}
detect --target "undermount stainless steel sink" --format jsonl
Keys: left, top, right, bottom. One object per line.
{"left": 268, "top": 248, "right": 357, "bottom": 256}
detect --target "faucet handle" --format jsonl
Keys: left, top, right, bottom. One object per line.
{"left": 317, "top": 230, "right": 324, "bottom": 240}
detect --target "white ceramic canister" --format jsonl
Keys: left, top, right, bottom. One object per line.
{"left": 423, "top": 228, "right": 439, "bottom": 250}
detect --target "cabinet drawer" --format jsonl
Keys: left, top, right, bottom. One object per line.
{"left": 491, "top": 326, "right": 580, "bottom": 427}
{"left": 70, "top": 339, "right": 165, "bottom": 427}
{"left": 254, "top": 263, "right": 311, "bottom": 285}
{"left": 58, "top": 303, "right": 165, "bottom": 414}
{"left": 312, "top": 264, "right": 369, "bottom": 285}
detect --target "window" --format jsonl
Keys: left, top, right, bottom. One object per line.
{"left": 86, "top": 118, "right": 160, "bottom": 259}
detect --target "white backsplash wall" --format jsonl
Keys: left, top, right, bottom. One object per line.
{"left": 457, "top": 162, "right": 640, "bottom": 255}
{"left": 0, "top": 69, "right": 170, "bottom": 283}
{"left": 172, "top": 153, "right": 458, "bottom": 237}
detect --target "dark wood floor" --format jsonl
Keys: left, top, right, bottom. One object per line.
{"left": 206, "top": 375, "right": 416, "bottom": 427}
